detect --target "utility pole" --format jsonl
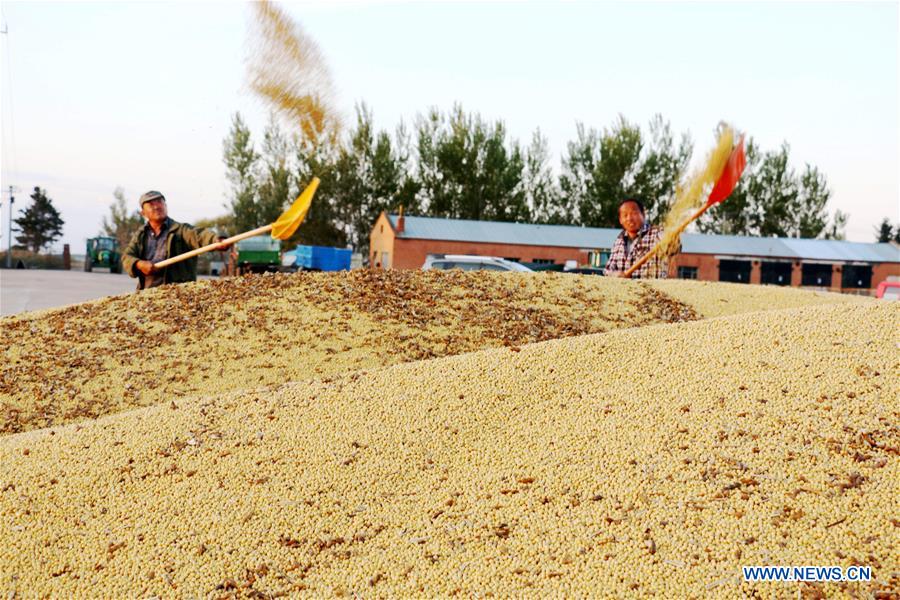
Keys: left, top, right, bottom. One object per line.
{"left": 2, "top": 186, "right": 16, "bottom": 268}
{"left": 2, "top": 22, "right": 14, "bottom": 268}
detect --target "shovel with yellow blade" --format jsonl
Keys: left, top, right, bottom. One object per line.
{"left": 153, "top": 177, "right": 319, "bottom": 270}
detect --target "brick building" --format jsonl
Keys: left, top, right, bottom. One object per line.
{"left": 369, "top": 212, "right": 900, "bottom": 293}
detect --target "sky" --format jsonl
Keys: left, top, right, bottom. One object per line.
{"left": 0, "top": 0, "right": 897, "bottom": 252}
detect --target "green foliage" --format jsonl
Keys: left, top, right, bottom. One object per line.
{"left": 699, "top": 140, "right": 845, "bottom": 239}
{"left": 223, "top": 113, "right": 260, "bottom": 232}
{"left": 100, "top": 187, "right": 143, "bottom": 250}
{"left": 590, "top": 115, "right": 643, "bottom": 227}
{"left": 327, "top": 104, "right": 413, "bottom": 254}
{"left": 525, "top": 130, "right": 567, "bottom": 224}
{"left": 560, "top": 115, "right": 691, "bottom": 228}
{"left": 874, "top": 218, "right": 898, "bottom": 243}
{"left": 559, "top": 123, "right": 600, "bottom": 226}
{"left": 257, "top": 114, "right": 294, "bottom": 227}
{"left": 14, "top": 187, "right": 64, "bottom": 253}
{"left": 194, "top": 214, "right": 235, "bottom": 235}
{"left": 415, "top": 104, "right": 529, "bottom": 223}
{"left": 221, "top": 106, "right": 848, "bottom": 251}
{"left": 631, "top": 115, "right": 692, "bottom": 222}
{"left": 290, "top": 123, "right": 346, "bottom": 249}
{"left": 697, "top": 139, "right": 761, "bottom": 236}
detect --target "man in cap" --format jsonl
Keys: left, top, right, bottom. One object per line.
{"left": 603, "top": 197, "right": 671, "bottom": 278}
{"left": 121, "top": 191, "right": 231, "bottom": 290}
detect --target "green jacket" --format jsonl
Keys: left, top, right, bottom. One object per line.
{"left": 121, "top": 219, "right": 220, "bottom": 290}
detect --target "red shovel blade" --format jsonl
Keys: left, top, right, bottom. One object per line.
{"left": 706, "top": 134, "right": 746, "bottom": 207}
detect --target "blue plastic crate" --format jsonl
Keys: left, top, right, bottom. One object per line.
{"left": 286, "top": 245, "right": 351, "bottom": 271}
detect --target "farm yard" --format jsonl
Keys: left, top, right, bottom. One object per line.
{"left": 1, "top": 270, "right": 896, "bottom": 597}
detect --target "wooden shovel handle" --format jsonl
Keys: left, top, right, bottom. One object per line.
{"left": 623, "top": 204, "right": 710, "bottom": 278}
{"left": 153, "top": 224, "right": 272, "bottom": 269}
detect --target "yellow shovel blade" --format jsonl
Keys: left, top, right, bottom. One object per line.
{"left": 271, "top": 177, "right": 320, "bottom": 240}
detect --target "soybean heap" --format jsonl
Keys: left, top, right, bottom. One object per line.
{"left": 1, "top": 271, "right": 897, "bottom": 597}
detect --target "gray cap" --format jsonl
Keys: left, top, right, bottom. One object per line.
{"left": 139, "top": 190, "right": 166, "bottom": 207}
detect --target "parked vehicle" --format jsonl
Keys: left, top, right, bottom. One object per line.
{"left": 84, "top": 237, "right": 121, "bottom": 273}
{"left": 282, "top": 245, "right": 352, "bottom": 272}
{"left": 523, "top": 262, "right": 563, "bottom": 272}
{"left": 564, "top": 267, "right": 605, "bottom": 276}
{"left": 875, "top": 281, "right": 900, "bottom": 300}
{"left": 422, "top": 254, "right": 533, "bottom": 272}
{"left": 209, "top": 261, "right": 225, "bottom": 276}
{"left": 236, "top": 235, "right": 281, "bottom": 274}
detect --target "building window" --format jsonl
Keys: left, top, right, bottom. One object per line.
{"left": 503, "top": 257, "right": 521, "bottom": 263}
{"left": 380, "top": 225, "right": 383, "bottom": 233}
{"left": 801, "top": 263, "right": 833, "bottom": 287}
{"left": 588, "top": 250, "right": 610, "bottom": 268}
{"left": 841, "top": 265, "right": 872, "bottom": 289}
{"left": 531, "top": 258, "right": 555, "bottom": 265}
{"left": 677, "top": 266, "right": 698, "bottom": 280}
{"left": 718, "top": 259, "right": 751, "bottom": 284}
{"left": 760, "top": 262, "right": 792, "bottom": 286}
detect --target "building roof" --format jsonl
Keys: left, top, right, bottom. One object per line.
{"left": 388, "top": 214, "right": 620, "bottom": 249}
{"left": 386, "top": 214, "right": 900, "bottom": 263}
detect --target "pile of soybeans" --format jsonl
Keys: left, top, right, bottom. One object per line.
{"left": 1, "top": 271, "right": 897, "bottom": 597}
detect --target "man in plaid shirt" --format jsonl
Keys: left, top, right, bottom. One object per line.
{"left": 603, "top": 198, "right": 670, "bottom": 278}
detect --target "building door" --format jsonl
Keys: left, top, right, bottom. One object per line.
{"left": 718, "top": 259, "right": 752, "bottom": 283}
{"left": 841, "top": 265, "right": 872, "bottom": 289}
{"left": 381, "top": 251, "right": 391, "bottom": 269}
{"left": 801, "top": 264, "right": 833, "bottom": 287}
{"left": 760, "top": 261, "right": 792, "bottom": 286}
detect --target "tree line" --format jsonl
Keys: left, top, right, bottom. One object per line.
{"left": 7, "top": 103, "right": 897, "bottom": 259}
{"left": 216, "top": 104, "right": 856, "bottom": 257}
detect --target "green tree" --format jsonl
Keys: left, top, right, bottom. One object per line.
{"left": 748, "top": 143, "right": 797, "bottom": 237}
{"left": 415, "top": 105, "right": 528, "bottom": 223}
{"left": 590, "top": 115, "right": 643, "bottom": 227}
{"left": 875, "top": 218, "right": 895, "bottom": 242}
{"left": 480, "top": 122, "right": 528, "bottom": 222}
{"left": 525, "top": 130, "right": 567, "bottom": 224}
{"left": 631, "top": 115, "right": 693, "bottom": 222}
{"left": 194, "top": 214, "right": 235, "bottom": 235}
{"left": 699, "top": 139, "right": 845, "bottom": 239}
{"left": 289, "top": 122, "right": 346, "bottom": 248}
{"left": 795, "top": 165, "right": 845, "bottom": 239}
{"left": 223, "top": 113, "right": 260, "bottom": 232}
{"left": 560, "top": 115, "right": 691, "bottom": 228}
{"left": 392, "top": 120, "right": 422, "bottom": 215}
{"left": 327, "top": 104, "right": 420, "bottom": 255}
{"left": 697, "top": 139, "right": 761, "bottom": 236}
{"left": 822, "top": 210, "right": 848, "bottom": 241}
{"left": 100, "top": 187, "right": 143, "bottom": 249}
{"left": 14, "top": 187, "right": 64, "bottom": 252}
{"left": 257, "top": 114, "right": 294, "bottom": 227}
{"left": 559, "top": 123, "right": 600, "bottom": 226}
{"left": 414, "top": 108, "right": 452, "bottom": 217}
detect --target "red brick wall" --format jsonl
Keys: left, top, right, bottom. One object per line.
{"left": 381, "top": 232, "right": 900, "bottom": 294}
{"left": 791, "top": 261, "right": 803, "bottom": 287}
{"left": 872, "top": 262, "right": 900, "bottom": 287}
{"left": 750, "top": 260, "right": 762, "bottom": 285}
{"left": 668, "top": 254, "right": 719, "bottom": 281}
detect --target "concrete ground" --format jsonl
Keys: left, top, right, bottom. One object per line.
{"left": 0, "top": 270, "right": 216, "bottom": 316}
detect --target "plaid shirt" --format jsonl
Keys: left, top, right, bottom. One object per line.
{"left": 603, "top": 223, "right": 669, "bottom": 279}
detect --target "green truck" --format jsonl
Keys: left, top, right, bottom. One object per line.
{"left": 235, "top": 235, "right": 281, "bottom": 274}
{"left": 84, "top": 236, "right": 122, "bottom": 273}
